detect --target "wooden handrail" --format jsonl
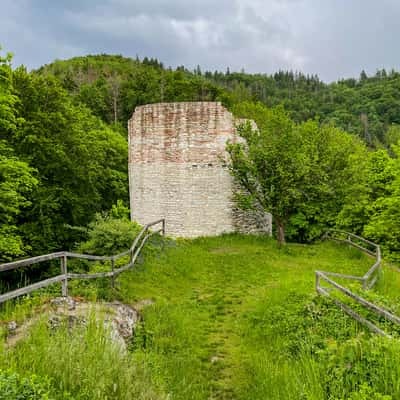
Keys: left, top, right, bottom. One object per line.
{"left": 324, "top": 229, "right": 382, "bottom": 288}
{"left": 0, "top": 252, "right": 66, "bottom": 272}
{"left": 325, "top": 229, "right": 379, "bottom": 249}
{"left": 0, "top": 219, "right": 166, "bottom": 303}
{"left": 316, "top": 230, "right": 399, "bottom": 336}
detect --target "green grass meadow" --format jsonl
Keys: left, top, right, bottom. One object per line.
{"left": 1, "top": 235, "right": 399, "bottom": 399}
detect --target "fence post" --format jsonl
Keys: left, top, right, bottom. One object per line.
{"left": 162, "top": 219, "right": 166, "bottom": 236}
{"left": 315, "top": 271, "right": 320, "bottom": 292}
{"left": 362, "top": 277, "right": 367, "bottom": 290}
{"left": 111, "top": 258, "right": 115, "bottom": 289}
{"left": 61, "top": 255, "right": 68, "bottom": 297}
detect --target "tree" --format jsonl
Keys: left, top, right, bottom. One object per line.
{"left": 227, "top": 102, "right": 367, "bottom": 244}
{"left": 0, "top": 143, "right": 37, "bottom": 261}
{"left": 108, "top": 71, "right": 122, "bottom": 124}
{"left": 0, "top": 48, "right": 18, "bottom": 133}
{"left": 287, "top": 120, "right": 368, "bottom": 242}
{"left": 362, "top": 145, "right": 400, "bottom": 260}
{"left": 360, "top": 70, "right": 368, "bottom": 81}
{"left": 384, "top": 124, "right": 400, "bottom": 153}
{"left": 7, "top": 67, "right": 129, "bottom": 253}
{"left": 0, "top": 49, "right": 38, "bottom": 260}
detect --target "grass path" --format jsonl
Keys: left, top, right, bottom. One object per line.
{"left": 116, "top": 235, "right": 374, "bottom": 399}
{"left": 2, "top": 234, "right": 400, "bottom": 399}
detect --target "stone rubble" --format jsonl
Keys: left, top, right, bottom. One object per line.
{"left": 5, "top": 297, "right": 154, "bottom": 351}
{"left": 48, "top": 297, "right": 145, "bottom": 349}
{"left": 7, "top": 320, "right": 17, "bottom": 332}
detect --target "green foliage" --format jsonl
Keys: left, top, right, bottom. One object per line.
{"left": 0, "top": 369, "right": 54, "bottom": 400}
{"left": 1, "top": 317, "right": 163, "bottom": 400}
{"left": 384, "top": 125, "right": 400, "bottom": 151}
{"left": 363, "top": 146, "right": 400, "bottom": 260}
{"left": 0, "top": 49, "right": 39, "bottom": 260}
{"left": 321, "top": 337, "right": 399, "bottom": 399}
{"left": 0, "top": 142, "right": 37, "bottom": 261}
{"left": 0, "top": 47, "right": 19, "bottom": 133}
{"left": 2, "top": 235, "right": 400, "bottom": 399}
{"left": 3, "top": 45, "right": 400, "bottom": 400}
{"left": 69, "top": 203, "right": 143, "bottom": 300}
{"left": 115, "top": 236, "right": 398, "bottom": 399}
{"left": 337, "top": 145, "right": 400, "bottom": 260}
{"left": 227, "top": 102, "right": 367, "bottom": 243}
{"left": 37, "top": 55, "right": 231, "bottom": 126}
{"left": 0, "top": 50, "right": 129, "bottom": 255}
{"left": 19, "top": 69, "right": 127, "bottom": 252}
{"left": 332, "top": 383, "right": 392, "bottom": 400}
{"left": 35, "top": 54, "right": 400, "bottom": 151}
{"left": 209, "top": 69, "right": 400, "bottom": 148}
{"left": 77, "top": 209, "right": 142, "bottom": 256}
{"left": 9, "top": 49, "right": 400, "bottom": 254}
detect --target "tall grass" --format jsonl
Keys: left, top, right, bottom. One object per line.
{"left": 0, "top": 315, "right": 164, "bottom": 399}
{"left": 1, "top": 235, "right": 400, "bottom": 399}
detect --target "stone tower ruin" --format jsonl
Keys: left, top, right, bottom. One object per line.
{"left": 128, "top": 102, "right": 272, "bottom": 237}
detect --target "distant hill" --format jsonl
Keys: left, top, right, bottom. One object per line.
{"left": 36, "top": 55, "right": 233, "bottom": 128}
{"left": 38, "top": 55, "right": 400, "bottom": 147}
{"left": 211, "top": 68, "right": 400, "bottom": 147}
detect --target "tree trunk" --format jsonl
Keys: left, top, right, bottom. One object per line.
{"left": 109, "top": 73, "right": 120, "bottom": 125}
{"left": 276, "top": 221, "right": 286, "bottom": 246}
{"left": 113, "top": 93, "right": 118, "bottom": 124}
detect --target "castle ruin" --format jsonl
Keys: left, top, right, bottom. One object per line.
{"left": 128, "top": 102, "right": 272, "bottom": 237}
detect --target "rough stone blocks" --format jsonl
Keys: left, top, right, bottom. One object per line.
{"left": 128, "top": 102, "right": 272, "bottom": 237}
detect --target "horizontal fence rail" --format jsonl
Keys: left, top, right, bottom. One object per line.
{"left": 0, "top": 219, "right": 165, "bottom": 304}
{"left": 317, "top": 230, "right": 398, "bottom": 337}
{"left": 323, "top": 230, "right": 382, "bottom": 289}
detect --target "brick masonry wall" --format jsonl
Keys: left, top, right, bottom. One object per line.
{"left": 128, "top": 102, "right": 272, "bottom": 237}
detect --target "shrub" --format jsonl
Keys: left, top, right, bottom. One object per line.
{"left": 331, "top": 382, "right": 392, "bottom": 400}
{"left": 77, "top": 201, "right": 142, "bottom": 256}
{"left": 0, "top": 369, "right": 54, "bottom": 400}
{"left": 321, "top": 336, "right": 400, "bottom": 399}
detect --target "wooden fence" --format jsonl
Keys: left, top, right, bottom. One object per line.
{"left": 316, "top": 230, "right": 399, "bottom": 337}
{"left": 0, "top": 219, "right": 165, "bottom": 304}
{"left": 2, "top": 224, "right": 398, "bottom": 336}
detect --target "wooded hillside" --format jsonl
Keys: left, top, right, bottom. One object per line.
{"left": 1, "top": 49, "right": 400, "bottom": 262}
{"left": 39, "top": 55, "right": 400, "bottom": 148}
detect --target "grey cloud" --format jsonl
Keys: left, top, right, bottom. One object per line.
{"left": 2, "top": 0, "right": 400, "bottom": 81}
{"left": 101, "top": 0, "right": 236, "bottom": 20}
{"left": 287, "top": 0, "right": 400, "bottom": 79}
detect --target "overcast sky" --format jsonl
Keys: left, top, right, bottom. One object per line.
{"left": 1, "top": 0, "right": 399, "bottom": 82}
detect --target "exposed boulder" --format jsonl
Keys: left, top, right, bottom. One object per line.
{"left": 4, "top": 297, "right": 155, "bottom": 350}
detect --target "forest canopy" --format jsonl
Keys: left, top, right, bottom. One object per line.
{"left": 1, "top": 48, "right": 400, "bottom": 261}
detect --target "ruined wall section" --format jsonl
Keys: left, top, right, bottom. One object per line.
{"left": 128, "top": 102, "right": 271, "bottom": 238}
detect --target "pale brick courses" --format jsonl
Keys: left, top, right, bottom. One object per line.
{"left": 128, "top": 102, "right": 271, "bottom": 237}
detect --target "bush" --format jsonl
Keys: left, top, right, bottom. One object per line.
{"left": 332, "top": 383, "right": 392, "bottom": 400}
{"left": 0, "top": 369, "right": 54, "bottom": 400}
{"left": 320, "top": 336, "right": 400, "bottom": 399}
{"left": 77, "top": 201, "right": 142, "bottom": 256}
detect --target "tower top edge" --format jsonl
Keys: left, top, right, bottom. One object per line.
{"left": 129, "top": 101, "right": 227, "bottom": 119}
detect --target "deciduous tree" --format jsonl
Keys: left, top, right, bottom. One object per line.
{"left": 227, "top": 102, "right": 367, "bottom": 244}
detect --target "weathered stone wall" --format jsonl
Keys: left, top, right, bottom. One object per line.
{"left": 128, "top": 101, "right": 272, "bottom": 237}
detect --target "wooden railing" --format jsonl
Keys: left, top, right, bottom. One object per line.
{"left": 321, "top": 230, "right": 382, "bottom": 289}
{"left": 316, "top": 230, "right": 399, "bottom": 337}
{"left": 0, "top": 219, "right": 165, "bottom": 304}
